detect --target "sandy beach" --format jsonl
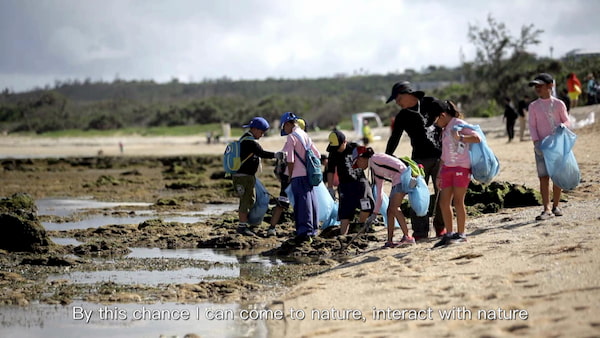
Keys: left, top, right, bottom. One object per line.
{"left": 1, "top": 105, "right": 599, "bottom": 337}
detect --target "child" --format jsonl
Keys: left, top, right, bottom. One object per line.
{"left": 430, "top": 100, "right": 480, "bottom": 247}
{"left": 280, "top": 112, "right": 320, "bottom": 244}
{"left": 351, "top": 146, "right": 415, "bottom": 247}
{"left": 234, "top": 117, "right": 284, "bottom": 236}
{"left": 528, "top": 73, "right": 570, "bottom": 220}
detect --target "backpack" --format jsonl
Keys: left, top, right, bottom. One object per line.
{"left": 223, "top": 135, "right": 254, "bottom": 174}
{"left": 454, "top": 124, "right": 500, "bottom": 184}
{"left": 292, "top": 131, "right": 322, "bottom": 186}
{"left": 399, "top": 156, "right": 425, "bottom": 177}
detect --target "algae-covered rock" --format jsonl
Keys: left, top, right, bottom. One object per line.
{"left": 0, "top": 193, "right": 52, "bottom": 253}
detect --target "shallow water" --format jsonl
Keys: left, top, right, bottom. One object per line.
{"left": 14, "top": 198, "right": 277, "bottom": 337}
{"left": 0, "top": 302, "right": 267, "bottom": 338}
{"left": 37, "top": 197, "right": 237, "bottom": 230}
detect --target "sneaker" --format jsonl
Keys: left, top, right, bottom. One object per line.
{"left": 433, "top": 233, "right": 453, "bottom": 248}
{"left": 398, "top": 235, "right": 416, "bottom": 245}
{"left": 267, "top": 227, "right": 277, "bottom": 237}
{"left": 552, "top": 207, "right": 563, "bottom": 216}
{"left": 237, "top": 226, "right": 257, "bottom": 237}
{"left": 436, "top": 228, "right": 447, "bottom": 237}
{"left": 384, "top": 241, "right": 400, "bottom": 248}
{"left": 535, "top": 211, "right": 554, "bottom": 221}
{"left": 449, "top": 232, "right": 467, "bottom": 244}
{"left": 285, "top": 234, "right": 313, "bottom": 246}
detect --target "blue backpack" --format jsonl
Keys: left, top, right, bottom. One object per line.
{"left": 223, "top": 135, "right": 254, "bottom": 174}
{"left": 453, "top": 124, "right": 500, "bottom": 184}
{"left": 292, "top": 132, "right": 322, "bottom": 186}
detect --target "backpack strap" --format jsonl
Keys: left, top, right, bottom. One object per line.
{"left": 239, "top": 135, "right": 255, "bottom": 165}
{"left": 291, "top": 131, "right": 309, "bottom": 166}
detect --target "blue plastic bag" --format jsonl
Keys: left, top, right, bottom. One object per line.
{"left": 539, "top": 124, "right": 580, "bottom": 190}
{"left": 453, "top": 124, "right": 499, "bottom": 184}
{"left": 400, "top": 167, "right": 430, "bottom": 217}
{"left": 248, "top": 178, "right": 270, "bottom": 225}
{"left": 286, "top": 181, "right": 339, "bottom": 229}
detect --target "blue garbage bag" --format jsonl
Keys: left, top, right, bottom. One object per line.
{"left": 400, "top": 167, "right": 430, "bottom": 217}
{"left": 453, "top": 124, "right": 500, "bottom": 184}
{"left": 248, "top": 178, "right": 270, "bottom": 225}
{"left": 539, "top": 124, "right": 580, "bottom": 190}
{"left": 286, "top": 182, "right": 339, "bottom": 229}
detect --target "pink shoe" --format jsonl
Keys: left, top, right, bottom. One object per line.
{"left": 399, "top": 235, "right": 416, "bottom": 245}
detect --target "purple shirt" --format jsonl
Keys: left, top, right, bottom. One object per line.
{"left": 528, "top": 97, "right": 570, "bottom": 142}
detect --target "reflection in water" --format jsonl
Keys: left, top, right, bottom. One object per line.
{"left": 0, "top": 302, "right": 267, "bottom": 338}
{"left": 47, "top": 267, "right": 239, "bottom": 285}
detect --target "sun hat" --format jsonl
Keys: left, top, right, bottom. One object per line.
{"left": 242, "top": 117, "right": 269, "bottom": 131}
{"left": 386, "top": 81, "right": 425, "bottom": 103}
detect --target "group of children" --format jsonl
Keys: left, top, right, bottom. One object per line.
{"left": 230, "top": 72, "right": 571, "bottom": 248}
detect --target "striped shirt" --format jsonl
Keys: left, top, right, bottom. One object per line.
{"left": 369, "top": 153, "right": 407, "bottom": 214}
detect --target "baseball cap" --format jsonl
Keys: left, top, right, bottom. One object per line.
{"left": 280, "top": 112, "right": 299, "bottom": 136}
{"left": 528, "top": 73, "right": 554, "bottom": 86}
{"left": 242, "top": 117, "right": 270, "bottom": 131}
{"left": 386, "top": 81, "right": 425, "bottom": 103}
{"left": 326, "top": 130, "right": 346, "bottom": 152}
{"left": 351, "top": 146, "right": 368, "bottom": 168}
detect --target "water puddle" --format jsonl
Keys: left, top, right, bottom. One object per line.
{"left": 36, "top": 198, "right": 237, "bottom": 231}
{"left": 0, "top": 302, "right": 267, "bottom": 338}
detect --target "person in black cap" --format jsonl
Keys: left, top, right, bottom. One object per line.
{"left": 326, "top": 130, "right": 374, "bottom": 236}
{"left": 527, "top": 73, "right": 571, "bottom": 221}
{"left": 385, "top": 81, "right": 445, "bottom": 240}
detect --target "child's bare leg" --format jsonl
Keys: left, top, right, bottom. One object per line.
{"left": 439, "top": 188, "right": 454, "bottom": 233}
{"left": 452, "top": 187, "right": 468, "bottom": 234}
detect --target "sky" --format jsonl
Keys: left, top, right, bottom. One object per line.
{"left": 0, "top": 0, "right": 598, "bottom": 93}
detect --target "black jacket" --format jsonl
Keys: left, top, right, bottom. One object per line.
{"left": 237, "top": 132, "right": 275, "bottom": 175}
{"left": 326, "top": 142, "right": 366, "bottom": 184}
{"left": 385, "top": 96, "right": 442, "bottom": 160}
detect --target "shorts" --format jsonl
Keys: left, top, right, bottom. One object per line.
{"left": 390, "top": 183, "right": 408, "bottom": 196}
{"left": 338, "top": 179, "right": 374, "bottom": 220}
{"left": 232, "top": 175, "right": 256, "bottom": 213}
{"left": 568, "top": 91, "right": 580, "bottom": 101}
{"left": 534, "top": 148, "right": 549, "bottom": 177}
{"left": 439, "top": 166, "right": 471, "bottom": 189}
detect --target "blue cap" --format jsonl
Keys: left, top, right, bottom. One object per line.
{"left": 280, "top": 112, "right": 298, "bottom": 136}
{"left": 243, "top": 117, "right": 270, "bottom": 131}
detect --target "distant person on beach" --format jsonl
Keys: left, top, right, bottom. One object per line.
{"left": 586, "top": 73, "right": 597, "bottom": 105}
{"left": 233, "top": 117, "right": 284, "bottom": 236}
{"left": 528, "top": 73, "right": 570, "bottom": 221}
{"left": 428, "top": 100, "right": 481, "bottom": 247}
{"left": 326, "top": 129, "right": 374, "bottom": 236}
{"left": 351, "top": 146, "right": 416, "bottom": 247}
{"left": 280, "top": 112, "right": 320, "bottom": 244}
{"left": 362, "top": 119, "right": 374, "bottom": 145}
{"left": 385, "top": 81, "right": 444, "bottom": 240}
{"left": 517, "top": 95, "right": 530, "bottom": 141}
{"left": 566, "top": 72, "right": 582, "bottom": 108}
{"left": 503, "top": 97, "right": 518, "bottom": 142}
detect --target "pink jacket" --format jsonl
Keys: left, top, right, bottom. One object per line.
{"left": 369, "top": 153, "right": 407, "bottom": 214}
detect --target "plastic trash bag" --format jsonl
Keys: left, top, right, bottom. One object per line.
{"left": 539, "top": 124, "right": 580, "bottom": 190}
{"left": 453, "top": 124, "right": 500, "bottom": 184}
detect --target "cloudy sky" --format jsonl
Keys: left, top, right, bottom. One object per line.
{"left": 1, "top": 0, "right": 598, "bottom": 92}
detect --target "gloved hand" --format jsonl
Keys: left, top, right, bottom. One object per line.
{"left": 327, "top": 186, "right": 336, "bottom": 200}
{"left": 366, "top": 213, "right": 377, "bottom": 224}
{"left": 409, "top": 177, "right": 418, "bottom": 189}
{"left": 275, "top": 151, "right": 286, "bottom": 161}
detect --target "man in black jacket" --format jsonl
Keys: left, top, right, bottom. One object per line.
{"left": 385, "top": 81, "right": 444, "bottom": 240}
